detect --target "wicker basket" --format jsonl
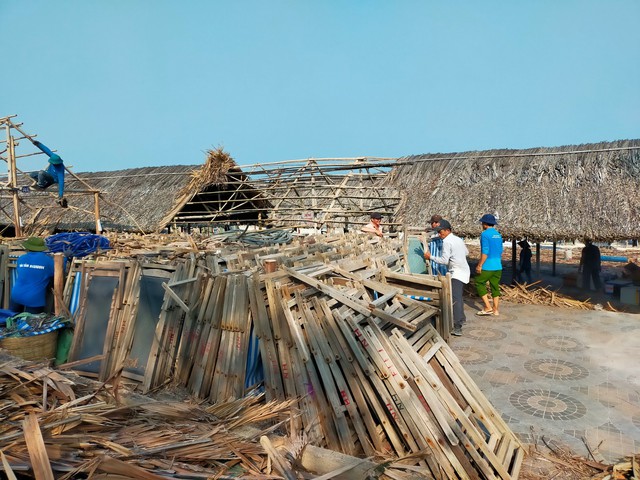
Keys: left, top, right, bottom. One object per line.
{"left": 0, "top": 331, "right": 59, "bottom": 361}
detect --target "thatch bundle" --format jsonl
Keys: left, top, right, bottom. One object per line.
{"left": 387, "top": 140, "right": 640, "bottom": 241}
{"left": 183, "top": 146, "right": 247, "bottom": 190}
{"left": 158, "top": 147, "right": 271, "bottom": 228}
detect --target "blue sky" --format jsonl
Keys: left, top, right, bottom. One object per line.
{"left": 2, "top": 1, "right": 639, "bottom": 173}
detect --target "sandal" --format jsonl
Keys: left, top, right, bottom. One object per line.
{"left": 492, "top": 312, "right": 500, "bottom": 316}
{"left": 476, "top": 310, "right": 493, "bottom": 316}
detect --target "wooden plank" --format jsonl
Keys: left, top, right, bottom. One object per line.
{"left": 382, "top": 269, "right": 443, "bottom": 288}
{"left": 340, "top": 314, "right": 424, "bottom": 456}
{"left": 361, "top": 322, "right": 462, "bottom": 478}
{"left": 176, "top": 275, "right": 212, "bottom": 385}
{"left": 198, "top": 276, "right": 228, "bottom": 397}
{"left": 247, "top": 274, "right": 284, "bottom": 401}
{"left": 315, "top": 298, "right": 383, "bottom": 455}
{"left": 279, "top": 292, "right": 340, "bottom": 450}
{"left": 210, "top": 275, "right": 238, "bottom": 402}
{"left": 436, "top": 340, "right": 524, "bottom": 449}
{"left": 160, "top": 282, "right": 190, "bottom": 314}
{"left": 22, "top": 412, "right": 55, "bottom": 480}
{"left": 390, "top": 332, "right": 501, "bottom": 480}
{"left": 285, "top": 267, "right": 416, "bottom": 332}
{"left": 141, "top": 262, "right": 187, "bottom": 392}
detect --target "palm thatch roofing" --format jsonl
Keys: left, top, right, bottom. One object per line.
{"left": 0, "top": 148, "right": 271, "bottom": 235}
{"left": 387, "top": 139, "right": 640, "bottom": 242}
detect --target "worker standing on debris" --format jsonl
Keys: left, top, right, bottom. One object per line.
{"left": 517, "top": 240, "right": 532, "bottom": 284}
{"left": 424, "top": 219, "right": 470, "bottom": 336}
{"left": 579, "top": 238, "right": 602, "bottom": 291}
{"left": 29, "top": 139, "right": 68, "bottom": 208}
{"left": 475, "top": 213, "right": 503, "bottom": 316}
{"left": 361, "top": 212, "right": 383, "bottom": 240}
{"left": 428, "top": 214, "right": 448, "bottom": 276}
{"left": 10, "top": 237, "right": 55, "bottom": 314}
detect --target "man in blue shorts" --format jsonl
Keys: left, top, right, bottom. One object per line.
{"left": 475, "top": 214, "right": 503, "bottom": 316}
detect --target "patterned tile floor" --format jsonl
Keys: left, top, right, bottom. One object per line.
{"left": 450, "top": 300, "right": 640, "bottom": 462}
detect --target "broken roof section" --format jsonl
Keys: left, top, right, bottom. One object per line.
{"left": 0, "top": 147, "right": 271, "bottom": 235}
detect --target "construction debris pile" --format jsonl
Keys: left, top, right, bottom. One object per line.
{"left": 0, "top": 233, "right": 529, "bottom": 478}
{"left": 0, "top": 359, "right": 296, "bottom": 478}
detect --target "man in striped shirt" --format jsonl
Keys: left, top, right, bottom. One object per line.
{"left": 428, "top": 215, "right": 448, "bottom": 276}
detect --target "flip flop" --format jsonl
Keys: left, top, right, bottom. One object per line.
{"left": 476, "top": 310, "right": 493, "bottom": 316}
{"left": 493, "top": 312, "right": 500, "bottom": 316}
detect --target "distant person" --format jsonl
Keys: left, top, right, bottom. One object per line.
{"left": 475, "top": 213, "right": 503, "bottom": 316}
{"left": 10, "top": 237, "right": 54, "bottom": 314}
{"left": 517, "top": 240, "right": 532, "bottom": 284}
{"left": 29, "top": 139, "right": 68, "bottom": 208}
{"left": 361, "top": 212, "right": 383, "bottom": 240}
{"left": 579, "top": 238, "right": 602, "bottom": 291}
{"left": 428, "top": 214, "right": 448, "bottom": 276}
{"left": 424, "top": 219, "right": 470, "bottom": 336}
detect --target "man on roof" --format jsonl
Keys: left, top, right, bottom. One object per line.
{"left": 29, "top": 139, "right": 68, "bottom": 208}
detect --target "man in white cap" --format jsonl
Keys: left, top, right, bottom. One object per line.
{"left": 424, "top": 219, "right": 470, "bottom": 336}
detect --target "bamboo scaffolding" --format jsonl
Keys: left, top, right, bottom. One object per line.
{"left": 0, "top": 116, "right": 103, "bottom": 234}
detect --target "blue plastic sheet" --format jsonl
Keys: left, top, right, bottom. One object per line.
{"left": 46, "top": 232, "right": 110, "bottom": 258}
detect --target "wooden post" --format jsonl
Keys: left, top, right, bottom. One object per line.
{"left": 402, "top": 226, "right": 410, "bottom": 273}
{"left": 94, "top": 192, "right": 101, "bottom": 233}
{"left": 53, "top": 254, "right": 65, "bottom": 315}
{"left": 441, "top": 273, "right": 453, "bottom": 341}
{"left": 264, "top": 259, "right": 278, "bottom": 273}
{"left": 0, "top": 245, "right": 8, "bottom": 309}
{"left": 7, "top": 133, "right": 22, "bottom": 237}
{"left": 535, "top": 242, "right": 541, "bottom": 278}
{"left": 552, "top": 242, "right": 557, "bottom": 276}
{"left": 511, "top": 239, "right": 517, "bottom": 284}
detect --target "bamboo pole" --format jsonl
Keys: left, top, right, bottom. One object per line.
{"left": 94, "top": 192, "right": 102, "bottom": 233}
{"left": 53, "top": 254, "right": 65, "bottom": 315}
{"left": 8, "top": 133, "right": 22, "bottom": 237}
{"left": 511, "top": 238, "right": 517, "bottom": 285}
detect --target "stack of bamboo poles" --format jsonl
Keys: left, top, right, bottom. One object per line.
{"left": 142, "top": 255, "right": 523, "bottom": 478}
{"left": 256, "top": 266, "right": 523, "bottom": 479}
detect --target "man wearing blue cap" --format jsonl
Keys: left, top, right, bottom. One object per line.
{"left": 475, "top": 213, "right": 503, "bottom": 316}
{"left": 29, "top": 140, "right": 68, "bottom": 208}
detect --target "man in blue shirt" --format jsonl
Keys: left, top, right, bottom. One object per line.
{"left": 10, "top": 237, "right": 55, "bottom": 314}
{"left": 475, "top": 213, "right": 503, "bottom": 316}
{"left": 29, "top": 140, "right": 68, "bottom": 208}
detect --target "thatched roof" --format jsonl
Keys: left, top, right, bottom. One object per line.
{"left": 387, "top": 139, "right": 640, "bottom": 241}
{"left": 0, "top": 148, "right": 270, "bottom": 235}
